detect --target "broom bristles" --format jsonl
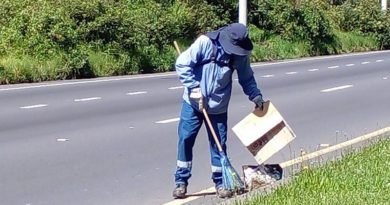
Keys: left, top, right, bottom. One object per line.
{"left": 220, "top": 152, "right": 245, "bottom": 192}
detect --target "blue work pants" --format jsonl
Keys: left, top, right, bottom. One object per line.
{"left": 174, "top": 101, "right": 227, "bottom": 188}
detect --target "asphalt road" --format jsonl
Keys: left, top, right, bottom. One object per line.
{"left": 0, "top": 51, "right": 389, "bottom": 205}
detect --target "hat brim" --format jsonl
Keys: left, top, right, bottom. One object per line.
{"left": 205, "top": 30, "right": 220, "bottom": 40}
{"left": 219, "top": 29, "right": 253, "bottom": 56}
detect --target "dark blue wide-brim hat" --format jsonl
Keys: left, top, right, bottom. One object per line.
{"left": 206, "top": 23, "right": 253, "bottom": 56}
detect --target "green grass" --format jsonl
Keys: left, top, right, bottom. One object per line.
{"left": 240, "top": 138, "right": 390, "bottom": 205}
{"left": 251, "top": 36, "right": 311, "bottom": 62}
{"left": 0, "top": 54, "right": 63, "bottom": 84}
{"left": 249, "top": 30, "right": 379, "bottom": 63}
{"left": 87, "top": 50, "right": 131, "bottom": 77}
{"left": 334, "top": 31, "right": 379, "bottom": 53}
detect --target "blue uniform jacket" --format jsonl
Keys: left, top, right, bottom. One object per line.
{"left": 175, "top": 35, "right": 262, "bottom": 114}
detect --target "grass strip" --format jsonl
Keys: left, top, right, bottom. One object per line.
{"left": 239, "top": 138, "right": 390, "bottom": 205}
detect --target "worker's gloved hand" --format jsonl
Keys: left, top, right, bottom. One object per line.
{"left": 253, "top": 95, "right": 265, "bottom": 110}
{"left": 190, "top": 87, "right": 203, "bottom": 110}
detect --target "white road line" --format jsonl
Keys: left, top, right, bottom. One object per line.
{"left": 261, "top": 74, "right": 274, "bottom": 78}
{"left": 74, "top": 97, "right": 102, "bottom": 102}
{"left": 328, "top": 66, "right": 339, "bottom": 69}
{"left": 168, "top": 86, "right": 184, "bottom": 90}
{"left": 319, "top": 144, "right": 330, "bottom": 148}
{"left": 252, "top": 50, "right": 390, "bottom": 68}
{"left": 361, "top": 61, "right": 370, "bottom": 64}
{"left": 376, "top": 59, "right": 384, "bottom": 62}
{"left": 57, "top": 138, "right": 69, "bottom": 142}
{"left": 20, "top": 104, "right": 48, "bottom": 109}
{"left": 285, "top": 72, "right": 298, "bottom": 75}
{"left": 155, "top": 118, "right": 180, "bottom": 124}
{"left": 346, "top": 64, "right": 355, "bottom": 67}
{"left": 126, "top": 91, "right": 147, "bottom": 96}
{"left": 321, "top": 85, "right": 353, "bottom": 93}
{"left": 383, "top": 77, "right": 388, "bottom": 80}
{"left": 0, "top": 73, "right": 177, "bottom": 92}
{"left": 308, "top": 69, "right": 319, "bottom": 72}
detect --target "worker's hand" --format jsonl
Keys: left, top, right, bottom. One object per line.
{"left": 253, "top": 95, "right": 265, "bottom": 110}
{"left": 190, "top": 87, "right": 203, "bottom": 110}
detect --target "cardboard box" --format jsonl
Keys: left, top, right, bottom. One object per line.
{"left": 232, "top": 101, "right": 296, "bottom": 164}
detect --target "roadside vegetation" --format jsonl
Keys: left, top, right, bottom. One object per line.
{"left": 239, "top": 138, "right": 390, "bottom": 205}
{"left": 1, "top": 0, "right": 390, "bottom": 84}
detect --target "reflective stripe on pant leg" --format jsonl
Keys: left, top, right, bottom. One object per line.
{"left": 177, "top": 160, "right": 192, "bottom": 169}
{"left": 211, "top": 165, "right": 222, "bottom": 173}
{"left": 175, "top": 101, "right": 203, "bottom": 185}
{"left": 175, "top": 160, "right": 193, "bottom": 185}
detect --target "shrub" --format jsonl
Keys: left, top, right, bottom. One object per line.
{"left": 250, "top": 0, "right": 336, "bottom": 54}
{"left": 334, "top": 0, "right": 390, "bottom": 48}
{"left": 0, "top": 0, "right": 233, "bottom": 83}
{"left": 299, "top": 0, "right": 336, "bottom": 54}
{"left": 0, "top": 0, "right": 389, "bottom": 84}
{"left": 250, "top": 0, "right": 301, "bottom": 40}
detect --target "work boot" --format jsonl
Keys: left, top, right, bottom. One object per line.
{"left": 216, "top": 187, "right": 233, "bottom": 198}
{"left": 172, "top": 184, "right": 187, "bottom": 199}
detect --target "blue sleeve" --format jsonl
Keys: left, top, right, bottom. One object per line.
{"left": 175, "top": 36, "right": 209, "bottom": 89}
{"left": 234, "top": 55, "right": 262, "bottom": 100}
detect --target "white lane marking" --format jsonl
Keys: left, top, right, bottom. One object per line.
{"left": 361, "top": 61, "right": 370, "bottom": 64}
{"left": 74, "top": 97, "right": 102, "bottom": 102}
{"left": 376, "top": 59, "right": 384, "bottom": 62}
{"left": 155, "top": 118, "right": 180, "bottom": 124}
{"left": 251, "top": 50, "right": 390, "bottom": 68}
{"left": 383, "top": 77, "right": 388, "bottom": 80}
{"left": 328, "top": 66, "right": 339, "bottom": 69}
{"left": 261, "top": 74, "right": 274, "bottom": 78}
{"left": 321, "top": 85, "right": 353, "bottom": 93}
{"left": 0, "top": 73, "right": 177, "bottom": 92}
{"left": 286, "top": 72, "right": 298, "bottom": 75}
{"left": 168, "top": 86, "right": 184, "bottom": 90}
{"left": 57, "top": 138, "right": 69, "bottom": 142}
{"left": 346, "top": 64, "right": 355, "bottom": 67}
{"left": 126, "top": 91, "right": 147, "bottom": 96}
{"left": 129, "top": 126, "right": 135, "bottom": 129}
{"left": 20, "top": 104, "right": 48, "bottom": 109}
{"left": 308, "top": 69, "right": 319, "bottom": 72}
{"left": 234, "top": 78, "right": 239, "bottom": 81}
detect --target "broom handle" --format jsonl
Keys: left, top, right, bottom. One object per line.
{"left": 202, "top": 107, "right": 224, "bottom": 152}
{"left": 174, "top": 41, "right": 181, "bottom": 54}
{"left": 173, "top": 40, "right": 224, "bottom": 152}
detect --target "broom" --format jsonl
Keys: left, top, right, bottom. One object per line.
{"left": 202, "top": 102, "right": 246, "bottom": 194}
{"left": 173, "top": 41, "right": 245, "bottom": 194}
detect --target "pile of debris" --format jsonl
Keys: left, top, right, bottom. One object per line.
{"left": 242, "top": 164, "right": 283, "bottom": 191}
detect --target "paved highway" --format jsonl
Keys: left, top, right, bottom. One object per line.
{"left": 0, "top": 51, "right": 389, "bottom": 205}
